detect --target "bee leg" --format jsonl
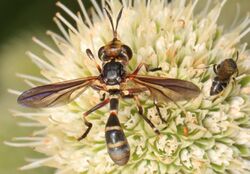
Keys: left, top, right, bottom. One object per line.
{"left": 211, "top": 92, "right": 222, "bottom": 102}
{"left": 232, "top": 77, "right": 237, "bottom": 89}
{"left": 78, "top": 98, "right": 110, "bottom": 141}
{"left": 235, "top": 50, "right": 239, "bottom": 62}
{"left": 134, "top": 96, "right": 160, "bottom": 135}
{"left": 86, "top": 49, "right": 102, "bottom": 73}
{"left": 232, "top": 77, "right": 236, "bottom": 84}
{"left": 213, "top": 64, "right": 218, "bottom": 74}
{"left": 154, "top": 100, "right": 167, "bottom": 124}
{"left": 236, "top": 68, "right": 239, "bottom": 77}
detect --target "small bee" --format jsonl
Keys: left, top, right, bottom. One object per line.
{"left": 17, "top": 7, "right": 200, "bottom": 165}
{"left": 210, "top": 52, "right": 239, "bottom": 96}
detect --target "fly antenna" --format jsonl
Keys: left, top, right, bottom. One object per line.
{"left": 104, "top": 8, "right": 116, "bottom": 38}
{"left": 115, "top": 7, "right": 124, "bottom": 35}
{"left": 104, "top": 6, "right": 124, "bottom": 39}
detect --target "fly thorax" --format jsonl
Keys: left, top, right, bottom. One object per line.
{"left": 102, "top": 61, "right": 125, "bottom": 85}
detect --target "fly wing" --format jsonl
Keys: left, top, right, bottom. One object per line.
{"left": 17, "top": 76, "right": 98, "bottom": 108}
{"left": 130, "top": 75, "right": 200, "bottom": 103}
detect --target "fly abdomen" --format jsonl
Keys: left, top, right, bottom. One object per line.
{"left": 105, "top": 98, "right": 130, "bottom": 165}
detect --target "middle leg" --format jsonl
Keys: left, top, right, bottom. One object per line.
{"left": 154, "top": 100, "right": 167, "bottom": 124}
{"left": 121, "top": 87, "right": 160, "bottom": 134}
{"left": 134, "top": 96, "right": 160, "bottom": 135}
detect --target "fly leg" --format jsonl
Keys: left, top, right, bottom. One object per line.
{"left": 146, "top": 66, "right": 162, "bottom": 72}
{"left": 78, "top": 98, "right": 110, "bottom": 141}
{"left": 154, "top": 100, "right": 167, "bottom": 124}
{"left": 86, "top": 49, "right": 102, "bottom": 73}
{"left": 134, "top": 96, "right": 160, "bottom": 135}
{"left": 232, "top": 77, "right": 237, "bottom": 88}
{"left": 100, "top": 92, "right": 106, "bottom": 101}
{"left": 132, "top": 62, "right": 162, "bottom": 75}
{"left": 121, "top": 88, "right": 160, "bottom": 134}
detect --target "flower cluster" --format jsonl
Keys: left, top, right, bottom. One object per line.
{"left": 7, "top": 0, "right": 250, "bottom": 173}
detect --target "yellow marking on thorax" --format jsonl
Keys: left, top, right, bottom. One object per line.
{"left": 106, "top": 85, "right": 120, "bottom": 90}
{"left": 121, "top": 90, "right": 129, "bottom": 96}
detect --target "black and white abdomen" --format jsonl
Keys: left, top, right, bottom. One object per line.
{"left": 210, "top": 76, "right": 229, "bottom": 95}
{"left": 105, "top": 112, "right": 130, "bottom": 166}
{"left": 102, "top": 61, "right": 125, "bottom": 85}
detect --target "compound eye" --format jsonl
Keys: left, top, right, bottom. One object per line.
{"left": 122, "top": 45, "right": 133, "bottom": 60}
{"left": 98, "top": 46, "right": 105, "bottom": 60}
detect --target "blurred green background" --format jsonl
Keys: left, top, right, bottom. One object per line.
{"left": 0, "top": 0, "right": 249, "bottom": 174}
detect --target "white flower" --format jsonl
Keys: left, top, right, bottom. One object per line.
{"left": 208, "top": 143, "right": 233, "bottom": 166}
{"left": 6, "top": 0, "right": 250, "bottom": 173}
{"left": 228, "top": 96, "right": 245, "bottom": 119}
{"left": 232, "top": 129, "right": 250, "bottom": 147}
{"left": 180, "top": 145, "right": 207, "bottom": 171}
{"left": 203, "top": 111, "right": 230, "bottom": 134}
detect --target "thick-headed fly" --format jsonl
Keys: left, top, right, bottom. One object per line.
{"left": 17, "top": 7, "right": 201, "bottom": 165}
{"left": 210, "top": 52, "right": 239, "bottom": 95}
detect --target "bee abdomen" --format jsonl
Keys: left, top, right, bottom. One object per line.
{"left": 210, "top": 77, "right": 229, "bottom": 95}
{"left": 105, "top": 113, "right": 130, "bottom": 166}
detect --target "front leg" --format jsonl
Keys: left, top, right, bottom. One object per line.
{"left": 86, "top": 49, "right": 102, "bottom": 73}
{"left": 132, "top": 62, "right": 162, "bottom": 75}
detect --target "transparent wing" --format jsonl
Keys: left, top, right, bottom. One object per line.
{"left": 17, "top": 76, "right": 98, "bottom": 108}
{"left": 130, "top": 75, "right": 200, "bottom": 103}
